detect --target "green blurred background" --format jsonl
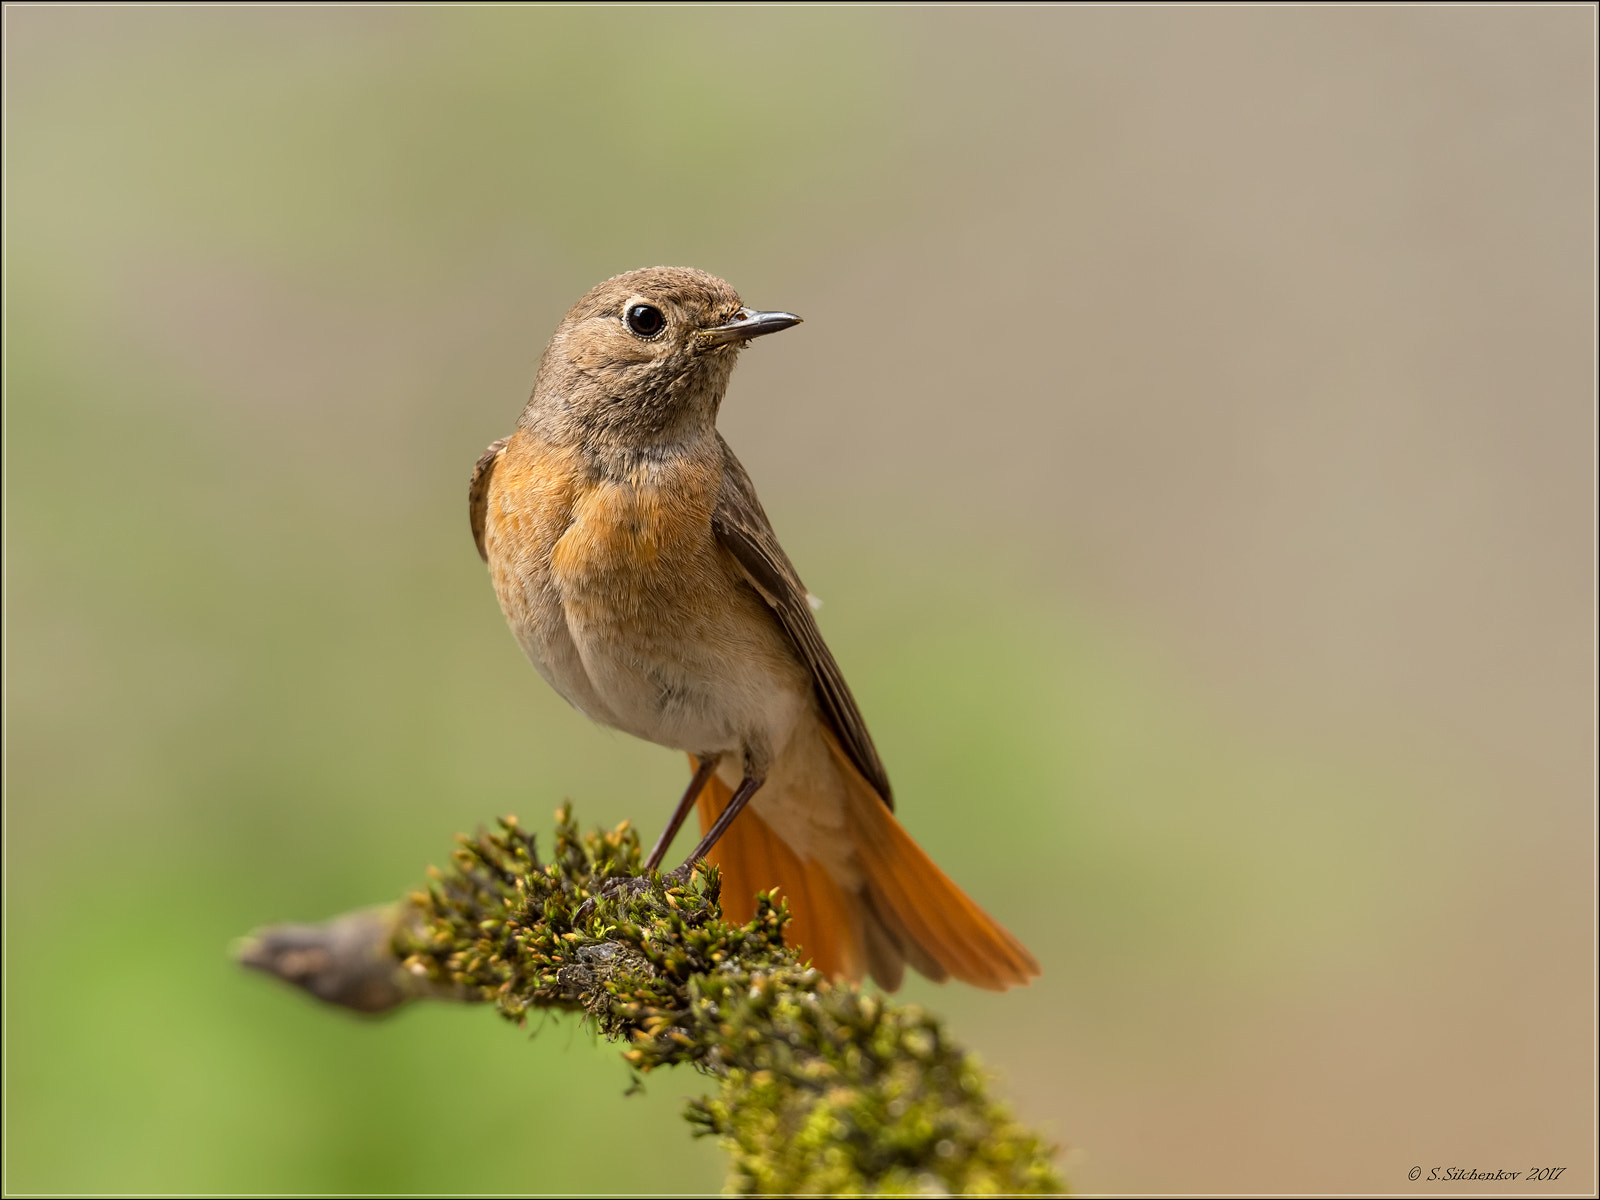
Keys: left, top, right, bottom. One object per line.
{"left": 5, "top": 8, "right": 1592, "bottom": 1195}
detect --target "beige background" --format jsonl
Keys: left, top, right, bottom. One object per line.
{"left": 6, "top": 7, "right": 1593, "bottom": 1195}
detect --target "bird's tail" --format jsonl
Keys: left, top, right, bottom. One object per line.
{"left": 692, "top": 737, "right": 1039, "bottom": 992}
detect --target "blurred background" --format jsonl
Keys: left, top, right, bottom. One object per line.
{"left": 5, "top": 7, "right": 1592, "bottom": 1195}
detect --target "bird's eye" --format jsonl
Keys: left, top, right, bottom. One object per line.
{"left": 625, "top": 304, "right": 665, "bottom": 338}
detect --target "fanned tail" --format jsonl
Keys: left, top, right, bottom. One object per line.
{"left": 690, "top": 740, "right": 1040, "bottom": 992}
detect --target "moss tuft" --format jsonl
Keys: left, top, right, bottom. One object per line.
{"left": 396, "top": 805, "right": 1064, "bottom": 1195}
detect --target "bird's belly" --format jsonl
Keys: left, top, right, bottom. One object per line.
{"left": 566, "top": 602, "right": 809, "bottom": 759}
{"left": 549, "top": 477, "right": 810, "bottom": 762}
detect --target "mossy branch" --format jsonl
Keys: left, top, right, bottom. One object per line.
{"left": 238, "top": 805, "right": 1065, "bottom": 1196}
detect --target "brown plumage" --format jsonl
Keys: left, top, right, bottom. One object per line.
{"left": 471, "top": 266, "right": 1038, "bottom": 991}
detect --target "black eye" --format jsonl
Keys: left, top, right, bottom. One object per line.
{"left": 625, "top": 304, "right": 665, "bottom": 338}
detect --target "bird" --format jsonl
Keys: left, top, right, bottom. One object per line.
{"left": 469, "top": 266, "right": 1038, "bottom": 991}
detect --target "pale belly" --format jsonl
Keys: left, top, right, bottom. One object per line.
{"left": 559, "top": 584, "right": 808, "bottom": 766}
{"left": 514, "top": 565, "right": 854, "bottom": 878}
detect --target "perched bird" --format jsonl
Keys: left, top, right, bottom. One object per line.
{"left": 470, "top": 267, "right": 1038, "bottom": 991}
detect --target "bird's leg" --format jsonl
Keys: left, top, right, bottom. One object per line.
{"left": 574, "top": 767, "right": 765, "bottom": 924}
{"left": 573, "top": 758, "right": 734, "bottom": 922}
{"left": 676, "top": 772, "right": 764, "bottom": 873}
{"left": 643, "top": 756, "right": 719, "bottom": 874}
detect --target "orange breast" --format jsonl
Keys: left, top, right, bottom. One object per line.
{"left": 481, "top": 434, "right": 581, "bottom": 592}
{"left": 548, "top": 454, "right": 723, "bottom": 600}
{"left": 553, "top": 480, "right": 709, "bottom": 581}
{"left": 483, "top": 429, "right": 727, "bottom": 623}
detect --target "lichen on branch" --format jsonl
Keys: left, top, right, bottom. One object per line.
{"left": 243, "top": 805, "right": 1065, "bottom": 1196}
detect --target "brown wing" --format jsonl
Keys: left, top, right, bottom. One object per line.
{"left": 469, "top": 437, "right": 509, "bottom": 562}
{"left": 711, "top": 435, "right": 893, "bottom": 808}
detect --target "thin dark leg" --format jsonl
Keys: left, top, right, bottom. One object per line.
{"left": 573, "top": 765, "right": 760, "bottom": 925}
{"left": 644, "top": 757, "right": 719, "bottom": 874}
{"left": 678, "top": 774, "right": 764, "bottom": 870}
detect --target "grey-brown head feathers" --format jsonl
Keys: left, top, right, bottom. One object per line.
{"left": 520, "top": 267, "right": 747, "bottom": 450}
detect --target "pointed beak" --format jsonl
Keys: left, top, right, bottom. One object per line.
{"left": 703, "top": 306, "right": 803, "bottom": 347}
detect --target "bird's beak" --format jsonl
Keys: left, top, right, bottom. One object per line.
{"left": 703, "top": 307, "right": 803, "bottom": 347}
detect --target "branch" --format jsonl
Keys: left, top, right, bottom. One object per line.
{"left": 238, "top": 805, "right": 1065, "bottom": 1195}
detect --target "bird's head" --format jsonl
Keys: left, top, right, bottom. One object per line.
{"left": 521, "top": 266, "right": 801, "bottom": 450}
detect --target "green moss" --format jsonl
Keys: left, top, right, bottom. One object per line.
{"left": 396, "top": 805, "right": 1064, "bottom": 1195}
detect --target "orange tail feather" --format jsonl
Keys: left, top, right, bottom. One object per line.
{"left": 688, "top": 746, "right": 1039, "bottom": 992}
{"left": 843, "top": 765, "right": 1041, "bottom": 991}
{"left": 693, "top": 768, "right": 866, "bottom": 982}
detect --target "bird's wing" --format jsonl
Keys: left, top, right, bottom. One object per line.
{"left": 469, "top": 437, "right": 509, "bottom": 562}
{"left": 711, "top": 435, "right": 894, "bottom": 807}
